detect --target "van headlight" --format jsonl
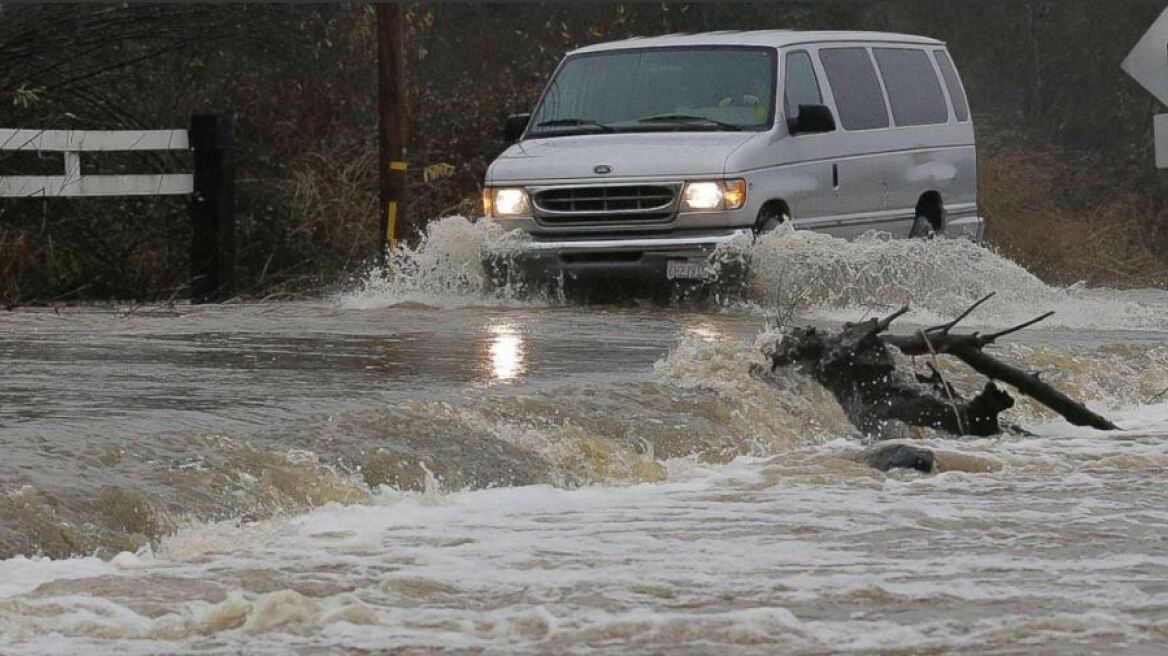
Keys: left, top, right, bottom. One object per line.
{"left": 483, "top": 187, "right": 532, "bottom": 218}
{"left": 681, "top": 179, "right": 747, "bottom": 211}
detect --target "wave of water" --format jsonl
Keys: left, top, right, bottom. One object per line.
{"left": 0, "top": 332, "right": 851, "bottom": 559}
{"left": 6, "top": 216, "right": 1166, "bottom": 561}
{"left": 4, "top": 323, "right": 1165, "bottom": 562}
{"left": 4, "top": 401, "right": 1168, "bottom": 653}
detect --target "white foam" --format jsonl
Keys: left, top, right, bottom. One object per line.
{"left": 337, "top": 217, "right": 1168, "bottom": 333}
{"left": 0, "top": 555, "right": 119, "bottom": 599}
{"left": 3, "top": 413, "right": 1166, "bottom": 653}
{"left": 338, "top": 216, "right": 545, "bottom": 310}
{"left": 746, "top": 228, "right": 1168, "bottom": 330}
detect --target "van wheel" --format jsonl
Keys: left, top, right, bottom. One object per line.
{"left": 909, "top": 214, "right": 936, "bottom": 239}
{"left": 754, "top": 207, "right": 790, "bottom": 236}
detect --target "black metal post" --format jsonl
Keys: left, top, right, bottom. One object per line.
{"left": 189, "top": 114, "right": 235, "bottom": 303}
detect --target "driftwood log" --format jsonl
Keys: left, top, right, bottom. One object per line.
{"left": 756, "top": 293, "right": 1118, "bottom": 442}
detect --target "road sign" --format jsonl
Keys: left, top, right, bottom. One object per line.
{"left": 1123, "top": 7, "right": 1168, "bottom": 107}
{"left": 1124, "top": 8, "right": 1168, "bottom": 168}
{"left": 1155, "top": 114, "right": 1168, "bottom": 168}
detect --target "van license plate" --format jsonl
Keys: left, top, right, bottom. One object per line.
{"left": 666, "top": 259, "right": 709, "bottom": 280}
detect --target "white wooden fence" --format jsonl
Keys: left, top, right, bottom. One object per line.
{"left": 0, "top": 128, "right": 194, "bottom": 198}
{"left": 0, "top": 117, "right": 235, "bottom": 302}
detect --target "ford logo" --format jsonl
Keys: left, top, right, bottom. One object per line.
{"left": 593, "top": 164, "right": 613, "bottom": 175}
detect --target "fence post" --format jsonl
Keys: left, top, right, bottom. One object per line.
{"left": 189, "top": 114, "right": 235, "bottom": 304}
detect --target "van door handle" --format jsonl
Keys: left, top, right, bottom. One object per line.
{"left": 832, "top": 163, "right": 840, "bottom": 190}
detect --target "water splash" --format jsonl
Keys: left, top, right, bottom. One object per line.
{"left": 745, "top": 227, "right": 1167, "bottom": 330}
{"left": 339, "top": 217, "right": 1167, "bottom": 330}
{"left": 339, "top": 216, "right": 541, "bottom": 310}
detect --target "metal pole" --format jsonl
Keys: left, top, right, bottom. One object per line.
{"left": 377, "top": 2, "right": 408, "bottom": 263}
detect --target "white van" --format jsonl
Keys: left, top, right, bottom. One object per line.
{"left": 482, "top": 30, "right": 983, "bottom": 281}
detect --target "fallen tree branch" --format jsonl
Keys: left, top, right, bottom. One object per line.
{"left": 921, "top": 329, "right": 965, "bottom": 434}
{"left": 877, "top": 305, "right": 911, "bottom": 332}
{"left": 758, "top": 322, "right": 1013, "bottom": 438}
{"left": 943, "top": 345, "right": 1118, "bottom": 430}
{"left": 983, "top": 311, "right": 1056, "bottom": 342}
{"left": 757, "top": 296, "right": 1119, "bottom": 439}
{"left": 880, "top": 306, "right": 1116, "bottom": 431}
{"left": 882, "top": 311, "right": 1055, "bottom": 355}
{"left": 926, "top": 292, "right": 995, "bottom": 334}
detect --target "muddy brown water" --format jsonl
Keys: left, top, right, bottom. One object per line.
{"left": 2, "top": 223, "right": 1168, "bottom": 654}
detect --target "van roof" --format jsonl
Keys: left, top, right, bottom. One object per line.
{"left": 569, "top": 30, "right": 944, "bottom": 55}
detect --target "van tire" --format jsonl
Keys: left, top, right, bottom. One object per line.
{"left": 911, "top": 194, "right": 945, "bottom": 239}
{"left": 754, "top": 204, "right": 790, "bottom": 236}
{"left": 909, "top": 214, "right": 935, "bottom": 239}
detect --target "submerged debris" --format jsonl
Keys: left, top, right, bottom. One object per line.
{"left": 755, "top": 294, "right": 1118, "bottom": 451}
{"left": 863, "top": 443, "right": 936, "bottom": 473}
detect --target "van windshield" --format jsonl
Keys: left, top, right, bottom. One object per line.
{"left": 528, "top": 46, "right": 776, "bottom": 137}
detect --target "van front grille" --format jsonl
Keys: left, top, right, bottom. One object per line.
{"left": 532, "top": 184, "right": 678, "bottom": 225}
{"left": 536, "top": 211, "right": 674, "bottom": 225}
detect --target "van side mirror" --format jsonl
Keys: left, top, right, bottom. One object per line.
{"left": 788, "top": 104, "right": 836, "bottom": 135}
{"left": 504, "top": 113, "right": 531, "bottom": 143}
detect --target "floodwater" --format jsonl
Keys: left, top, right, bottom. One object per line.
{"left": 2, "top": 219, "right": 1168, "bottom": 654}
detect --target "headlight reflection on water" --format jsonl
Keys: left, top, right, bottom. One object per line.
{"left": 481, "top": 322, "right": 526, "bottom": 382}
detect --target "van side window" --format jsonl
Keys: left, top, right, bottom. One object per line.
{"left": 933, "top": 49, "right": 970, "bottom": 122}
{"left": 873, "top": 48, "right": 948, "bottom": 126}
{"left": 818, "top": 47, "right": 889, "bottom": 131}
{"left": 783, "top": 51, "right": 822, "bottom": 120}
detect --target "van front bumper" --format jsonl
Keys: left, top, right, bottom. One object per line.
{"left": 484, "top": 228, "right": 753, "bottom": 281}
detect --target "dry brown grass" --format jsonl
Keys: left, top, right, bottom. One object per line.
{"left": 225, "top": 138, "right": 381, "bottom": 297}
{"left": 286, "top": 141, "right": 380, "bottom": 275}
{"left": 980, "top": 143, "right": 1166, "bottom": 288}
{"left": 238, "top": 139, "right": 481, "bottom": 295}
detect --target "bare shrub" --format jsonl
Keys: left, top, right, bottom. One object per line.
{"left": 981, "top": 138, "right": 1166, "bottom": 288}
{"left": 285, "top": 140, "right": 380, "bottom": 282}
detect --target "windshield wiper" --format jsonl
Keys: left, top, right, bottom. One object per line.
{"left": 533, "top": 118, "right": 616, "bottom": 132}
{"left": 636, "top": 114, "right": 743, "bottom": 131}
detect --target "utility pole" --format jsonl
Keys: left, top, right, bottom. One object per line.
{"left": 377, "top": 2, "right": 408, "bottom": 261}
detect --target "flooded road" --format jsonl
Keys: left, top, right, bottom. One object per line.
{"left": 2, "top": 222, "right": 1168, "bottom": 654}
